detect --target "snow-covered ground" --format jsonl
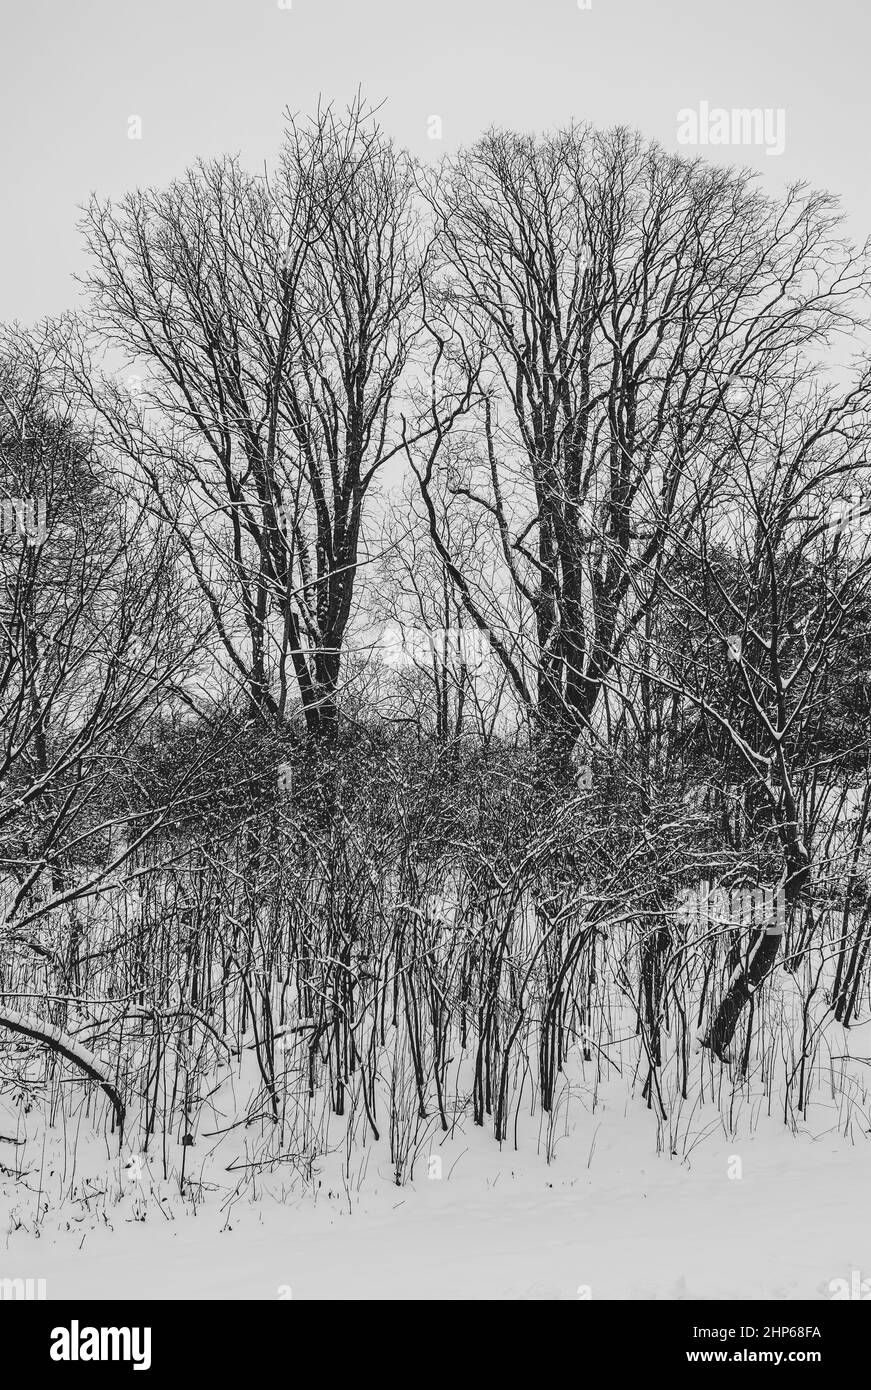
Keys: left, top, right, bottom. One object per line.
{"left": 3, "top": 961, "right": 869, "bottom": 1302}
{"left": 2, "top": 1070, "right": 868, "bottom": 1301}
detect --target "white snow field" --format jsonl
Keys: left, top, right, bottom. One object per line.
{"left": 2, "top": 1018, "right": 869, "bottom": 1301}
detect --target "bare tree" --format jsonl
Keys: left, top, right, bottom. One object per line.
{"left": 79, "top": 98, "right": 424, "bottom": 739}
{"left": 643, "top": 360, "right": 871, "bottom": 1057}
{"left": 413, "top": 125, "right": 868, "bottom": 772}
{"left": 0, "top": 325, "right": 200, "bottom": 1136}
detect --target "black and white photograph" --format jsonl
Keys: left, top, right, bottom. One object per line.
{"left": 0, "top": 0, "right": 870, "bottom": 1359}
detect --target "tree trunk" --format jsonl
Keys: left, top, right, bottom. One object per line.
{"left": 704, "top": 836, "right": 809, "bottom": 1061}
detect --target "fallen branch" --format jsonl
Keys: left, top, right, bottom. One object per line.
{"left": 0, "top": 1005, "right": 125, "bottom": 1139}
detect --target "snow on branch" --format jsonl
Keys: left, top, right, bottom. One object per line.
{"left": 0, "top": 1005, "right": 125, "bottom": 1138}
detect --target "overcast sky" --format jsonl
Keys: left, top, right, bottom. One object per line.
{"left": 4, "top": 0, "right": 870, "bottom": 325}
